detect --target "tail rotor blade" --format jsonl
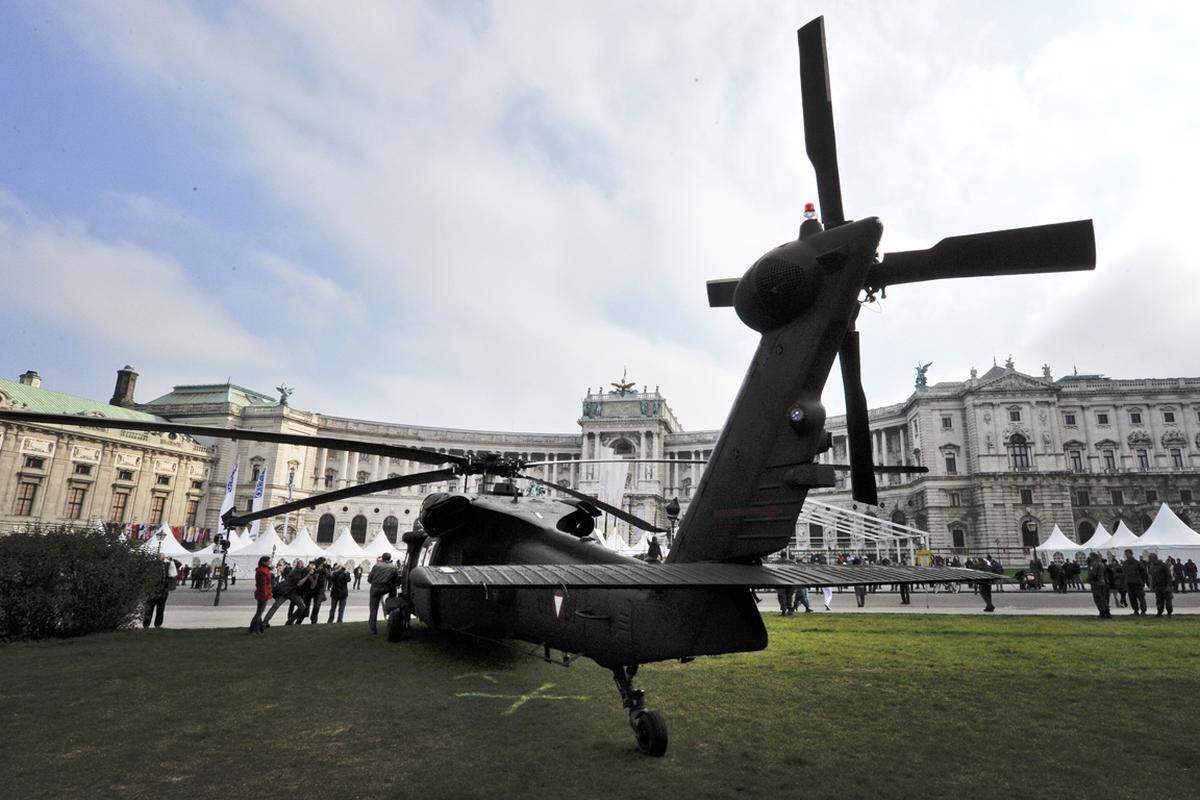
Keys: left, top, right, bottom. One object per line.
{"left": 798, "top": 17, "right": 844, "bottom": 227}
{"left": 707, "top": 278, "right": 739, "bottom": 307}
{"left": 839, "top": 329, "right": 877, "bottom": 506}
{"left": 869, "top": 219, "right": 1096, "bottom": 291}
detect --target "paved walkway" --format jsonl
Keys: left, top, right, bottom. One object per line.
{"left": 156, "top": 583, "right": 1200, "bottom": 629}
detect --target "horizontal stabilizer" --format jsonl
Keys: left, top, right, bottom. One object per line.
{"left": 411, "top": 562, "right": 1000, "bottom": 591}
{"left": 706, "top": 278, "right": 739, "bottom": 307}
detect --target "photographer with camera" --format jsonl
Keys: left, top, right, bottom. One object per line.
{"left": 367, "top": 553, "right": 399, "bottom": 635}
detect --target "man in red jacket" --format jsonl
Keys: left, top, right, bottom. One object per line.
{"left": 249, "top": 556, "right": 273, "bottom": 634}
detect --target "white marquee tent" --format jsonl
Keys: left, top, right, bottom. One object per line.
{"left": 364, "top": 529, "right": 405, "bottom": 561}
{"left": 1105, "top": 521, "right": 1142, "bottom": 552}
{"left": 139, "top": 524, "right": 192, "bottom": 558}
{"left": 1034, "top": 525, "right": 1082, "bottom": 561}
{"left": 228, "top": 527, "right": 297, "bottom": 572}
{"left": 288, "top": 527, "right": 327, "bottom": 560}
{"left": 1131, "top": 504, "right": 1200, "bottom": 560}
{"left": 1078, "top": 522, "right": 1112, "bottom": 552}
{"left": 325, "top": 527, "right": 374, "bottom": 569}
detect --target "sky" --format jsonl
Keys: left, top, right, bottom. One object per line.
{"left": 1, "top": 1, "right": 1197, "bottom": 433}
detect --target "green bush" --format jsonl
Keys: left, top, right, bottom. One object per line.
{"left": 0, "top": 524, "right": 161, "bottom": 642}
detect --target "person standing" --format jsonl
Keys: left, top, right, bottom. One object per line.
{"left": 1186, "top": 559, "right": 1198, "bottom": 592}
{"left": 821, "top": 586, "right": 834, "bottom": 611}
{"left": 249, "top": 556, "right": 273, "bottom": 634}
{"left": 647, "top": 536, "right": 663, "bottom": 563}
{"left": 353, "top": 564, "right": 364, "bottom": 591}
{"left": 1147, "top": 553, "right": 1174, "bottom": 618}
{"left": 1170, "top": 557, "right": 1186, "bottom": 593}
{"left": 1121, "top": 549, "right": 1148, "bottom": 616}
{"left": 305, "top": 559, "right": 331, "bottom": 624}
{"left": 898, "top": 581, "right": 911, "bottom": 605}
{"left": 142, "top": 554, "right": 177, "bottom": 629}
{"left": 327, "top": 563, "right": 351, "bottom": 623}
{"left": 1086, "top": 553, "right": 1111, "bottom": 619}
{"left": 367, "top": 553, "right": 400, "bottom": 634}
{"left": 792, "top": 585, "right": 813, "bottom": 613}
{"left": 1030, "top": 555, "right": 1045, "bottom": 589}
{"left": 775, "top": 586, "right": 796, "bottom": 616}
{"left": 1110, "top": 556, "right": 1128, "bottom": 607}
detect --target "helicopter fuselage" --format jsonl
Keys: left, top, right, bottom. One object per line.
{"left": 407, "top": 493, "right": 766, "bottom": 668}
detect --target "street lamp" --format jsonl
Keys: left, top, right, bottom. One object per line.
{"left": 665, "top": 497, "right": 681, "bottom": 549}
{"left": 154, "top": 528, "right": 167, "bottom": 555}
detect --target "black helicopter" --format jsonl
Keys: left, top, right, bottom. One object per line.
{"left": 0, "top": 16, "right": 1095, "bottom": 757}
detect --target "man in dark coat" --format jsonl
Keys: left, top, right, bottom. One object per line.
{"left": 1186, "top": 559, "right": 1198, "bottom": 592}
{"left": 1121, "top": 550, "right": 1148, "bottom": 616}
{"left": 1029, "top": 556, "right": 1044, "bottom": 589}
{"left": 1110, "top": 557, "right": 1127, "bottom": 607}
{"left": 1170, "top": 557, "right": 1186, "bottom": 593}
{"left": 327, "top": 563, "right": 351, "bottom": 623}
{"left": 1086, "top": 554, "right": 1111, "bottom": 619}
{"left": 353, "top": 564, "right": 364, "bottom": 590}
{"left": 647, "top": 536, "right": 663, "bottom": 562}
{"left": 367, "top": 553, "right": 400, "bottom": 635}
{"left": 142, "top": 555, "right": 177, "bottom": 628}
{"left": 304, "top": 559, "right": 331, "bottom": 624}
{"left": 1147, "top": 553, "right": 1174, "bottom": 617}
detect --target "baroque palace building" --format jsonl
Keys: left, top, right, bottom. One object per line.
{"left": 2, "top": 360, "right": 1198, "bottom": 554}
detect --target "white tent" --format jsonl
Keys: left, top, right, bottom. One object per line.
{"left": 1034, "top": 525, "right": 1081, "bottom": 560}
{"left": 1078, "top": 522, "right": 1112, "bottom": 552}
{"left": 1132, "top": 504, "right": 1200, "bottom": 561}
{"left": 185, "top": 542, "right": 217, "bottom": 562}
{"left": 325, "top": 526, "right": 374, "bottom": 568}
{"left": 140, "top": 524, "right": 191, "bottom": 558}
{"left": 288, "top": 527, "right": 327, "bottom": 560}
{"left": 364, "top": 529, "right": 405, "bottom": 561}
{"left": 228, "top": 526, "right": 297, "bottom": 573}
{"left": 1105, "top": 521, "right": 1141, "bottom": 553}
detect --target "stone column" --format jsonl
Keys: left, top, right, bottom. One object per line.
{"left": 900, "top": 426, "right": 909, "bottom": 466}
{"left": 338, "top": 450, "right": 350, "bottom": 488}
{"left": 347, "top": 452, "right": 360, "bottom": 485}
{"left": 314, "top": 448, "right": 328, "bottom": 488}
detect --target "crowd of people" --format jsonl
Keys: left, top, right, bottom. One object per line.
{"left": 248, "top": 552, "right": 401, "bottom": 634}
{"left": 1081, "top": 550, "right": 1196, "bottom": 619}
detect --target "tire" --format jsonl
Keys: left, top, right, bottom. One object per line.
{"left": 633, "top": 709, "right": 668, "bottom": 757}
{"left": 386, "top": 608, "right": 409, "bottom": 643}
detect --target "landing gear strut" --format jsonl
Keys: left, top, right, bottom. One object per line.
{"left": 386, "top": 595, "right": 412, "bottom": 642}
{"left": 612, "top": 665, "right": 668, "bottom": 757}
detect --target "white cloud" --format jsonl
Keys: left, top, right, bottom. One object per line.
{"left": 32, "top": 1, "right": 1200, "bottom": 430}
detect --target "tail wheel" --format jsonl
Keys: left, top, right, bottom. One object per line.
{"left": 632, "top": 709, "right": 668, "bottom": 757}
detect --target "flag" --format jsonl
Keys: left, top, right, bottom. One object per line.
{"left": 217, "top": 462, "right": 239, "bottom": 540}
{"left": 282, "top": 468, "right": 295, "bottom": 542}
{"left": 248, "top": 466, "right": 268, "bottom": 541}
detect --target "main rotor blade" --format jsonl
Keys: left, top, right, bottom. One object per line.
{"left": 706, "top": 278, "right": 739, "bottom": 307}
{"left": 519, "top": 474, "right": 665, "bottom": 533}
{"left": 838, "top": 330, "right": 878, "bottom": 506}
{"left": 798, "top": 17, "right": 844, "bottom": 227}
{"left": 828, "top": 464, "right": 928, "bottom": 475}
{"left": 0, "top": 410, "right": 466, "bottom": 467}
{"left": 223, "top": 468, "right": 459, "bottom": 528}
{"left": 868, "top": 220, "right": 1096, "bottom": 291}
{"left": 523, "top": 459, "right": 709, "bottom": 467}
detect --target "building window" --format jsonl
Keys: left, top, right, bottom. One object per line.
{"left": 14, "top": 481, "right": 39, "bottom": 516}
{"left": 1077, "top": 489, "right": 1090, "bottom": 506}
{"left": 1019, "top": 488, "right": 1034, "bottom": 505}
{"left": 1021, "top": 520, "right": 1039, "bottom": 548}
{"left": 1097, "top": 413, "right": 1110, "bottom": 425}
{"left": 1164, "top": 411, "right": 1176, "bottom": 424}
{"left": 110, "top": 491, "right": 130, "bottom": 522}
{"left": 941, "top": 416, "right": 953, "bottom": 430}
{"left": 1146, "top": 490, "right": 1158, "bottom": 504}
{"left": 117, "top": 469, "right": 134, "bottom": 481}
{"left": 951, "top": 528, "right": 966, "bottom": 549}
{"left": 23, "top": 456, "right": 45, "bottom": 469}
{"left": 66, "top": 487, "right": 87, "bottom": 520}
{"left": 809, "top": 523, "right": 823, "bottom": 548}
{"left": 156, "top": 474, "right": 171, "bottom": 486}
{"left": 944, "top": 453, "right": 957, "bottom": 474}
{"left": 74, "top": 463, "right": 93, "bottom": 476}
{"left": 1009, "top": 409, "right": 1021, "bottom": 422}
{"left": 191, "top": 480, "right": 204, "bottom": 490}
{"left": 251, "top": 464, "right": 261, "bottom": 483}
{"left": 184, "top": 498, "right": 199, "bottom": 527}
{"left": 1182, "top": 490, "right": 1194, "bottom": 504}
{"left": 1069, "top": 450, "right": 1083, "bottom": 472}
{"left": 947, "top": 490, "right": 961, "bottom": 506}
{"left": 1103, "top": 450, "right": 1116, "bottom": 470}
{"left": 149, "top": 495, "right": 167, "bottom": 525}
{"left": 1111, "top": 489, "right": 1124, "bottom": 507}
{"left": 1008, "top": 434, "right": 1031, "bottom": 471}
{"left": 1064, "top": 412, "right": 1077, "bottom": 426}
{"left": 1170, "top": 449, "right": 1184, "bottom": 469}
{"left": 1129, "top": 411, "right": 1142, "bottom": 425}
{"left": 1136, "top": 449, "right": 1150, "bottom": 470}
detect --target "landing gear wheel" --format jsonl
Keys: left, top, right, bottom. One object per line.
{"left": 632, "top": 709, "right": 668, "bottom": 757}
{"left": 386, "top": 607, "right": 410, "bottom": 642}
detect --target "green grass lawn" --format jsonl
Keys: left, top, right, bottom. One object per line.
{"left": 2, "top": 615, "right": 1196, "bottom": 800}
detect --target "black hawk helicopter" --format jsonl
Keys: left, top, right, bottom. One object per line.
{"left": 0, "top": 16, "right": 1095, "bottom": 757}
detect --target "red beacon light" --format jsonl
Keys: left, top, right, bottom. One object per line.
{"left": 803, "top": 202, "right": 817, "bottom": 220}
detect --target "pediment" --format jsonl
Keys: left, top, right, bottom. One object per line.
{"left": 970, "top": 371, "right": 1056, "bottom": 395}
